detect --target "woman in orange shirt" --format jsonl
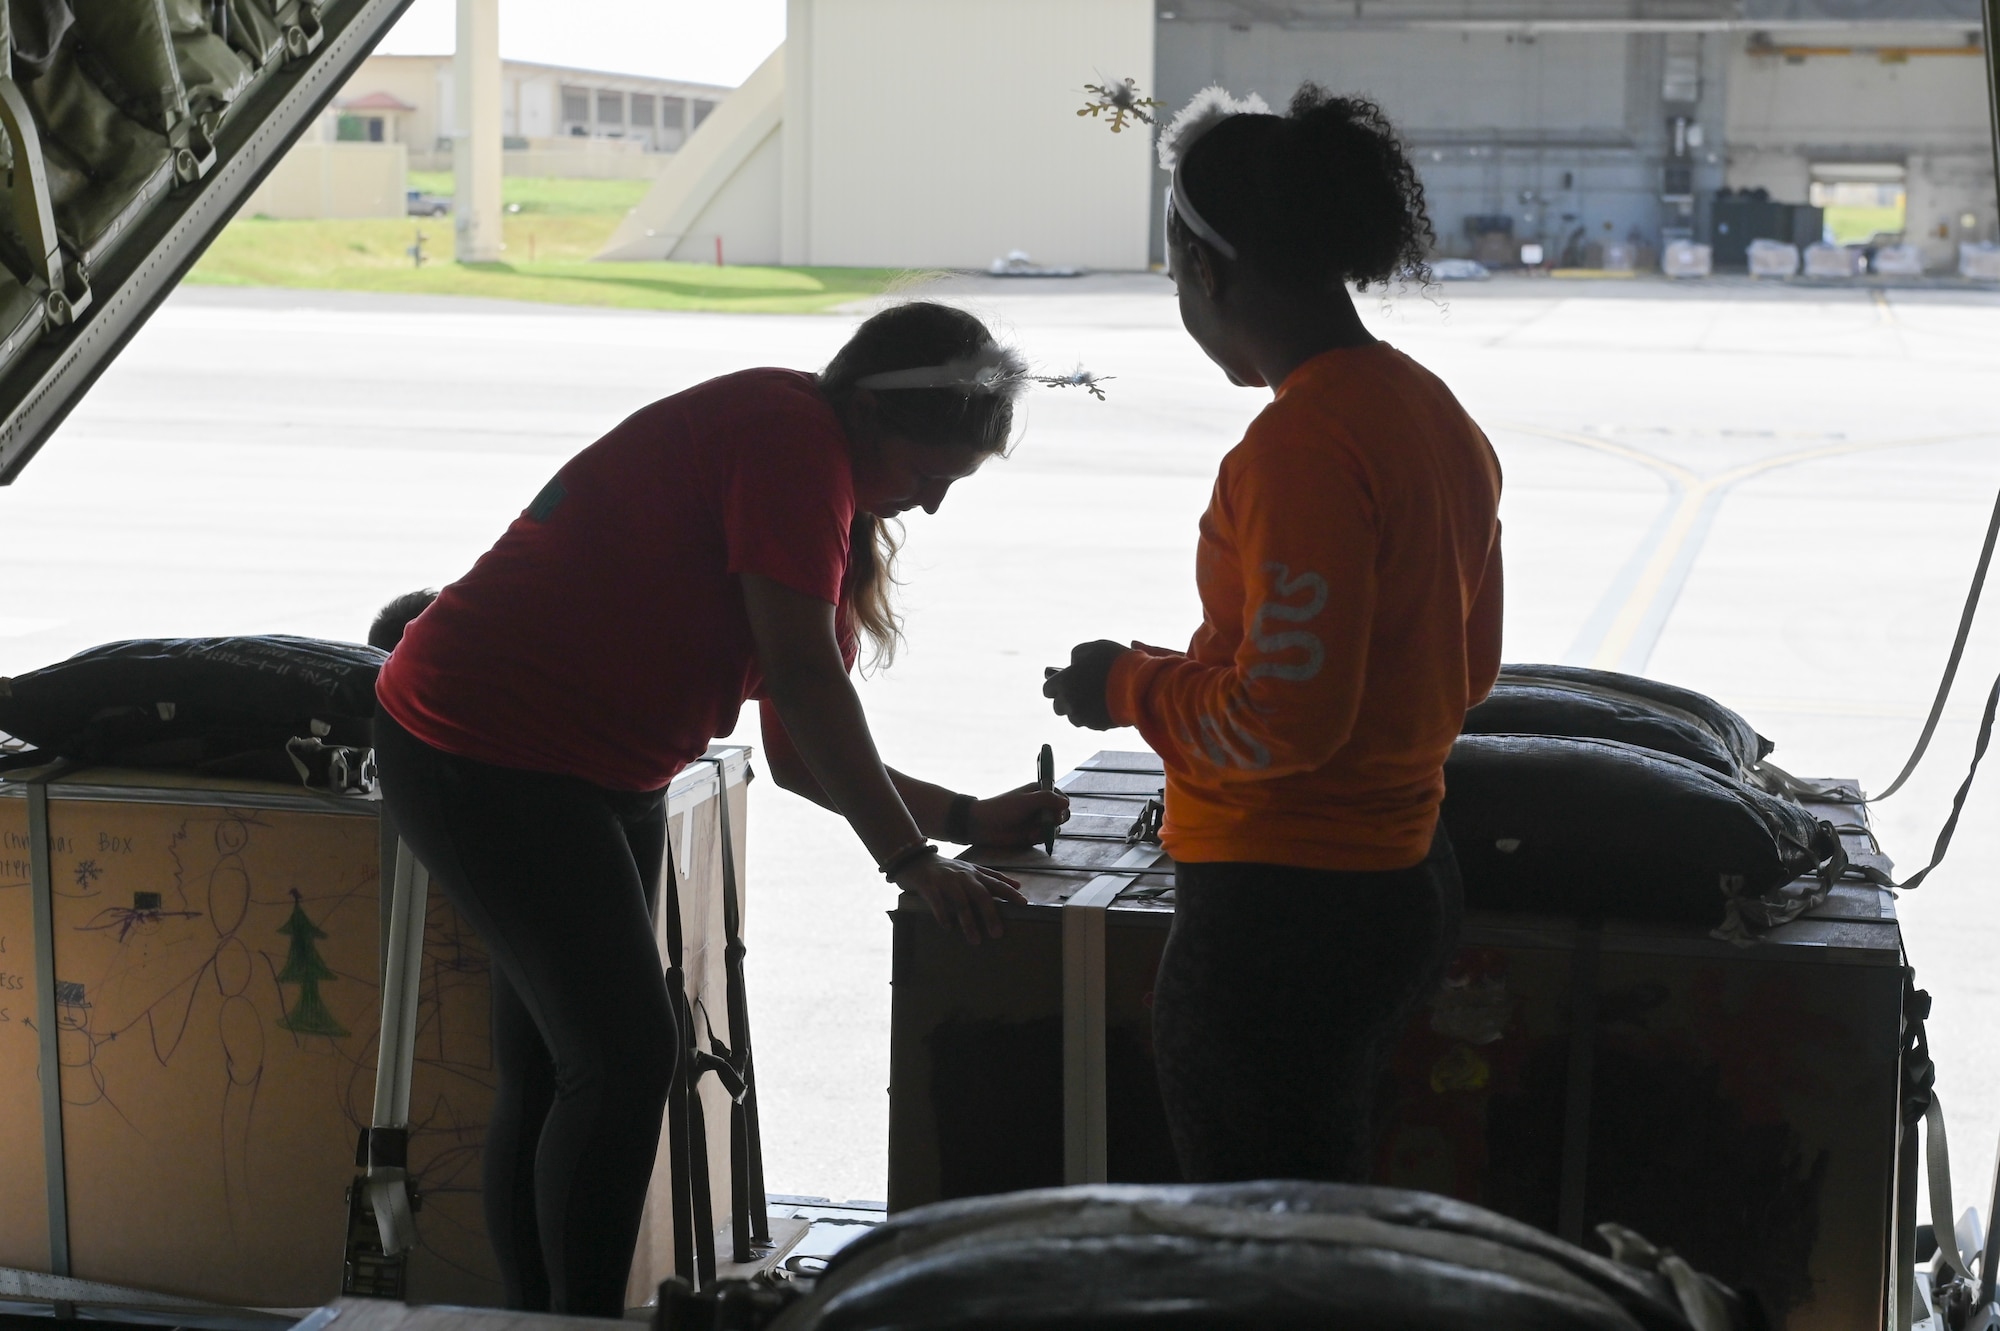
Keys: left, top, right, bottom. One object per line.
{"left": 1046, "top": 85, "right": 1504, "bottom": 1183}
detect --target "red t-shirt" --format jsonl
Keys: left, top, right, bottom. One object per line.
{"left": 376, "top": 368, "right": 855, "bottom": 791}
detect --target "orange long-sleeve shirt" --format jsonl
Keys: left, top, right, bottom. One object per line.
{"left": 1106, "top": 342, "right": 1504, "bottom": 872}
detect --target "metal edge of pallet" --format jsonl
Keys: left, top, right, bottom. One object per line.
{"left": 0, "top": 744, "right": 749, "bottom": 817}
{"left": 0, "top": 773, "right": 382, "bottom": 816}
{"left": 0, "top": 1266, "right": 300, "bottom": 1329}
{"left": 0, "top": 0, "right": 423, "bottom": 485}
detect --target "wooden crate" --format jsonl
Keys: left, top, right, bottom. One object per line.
{"left": 0, "top": 747, "right": 754, "bottom": 1311}
{"left": 888, "top": 749, "right": 1909, "bottom": 1331}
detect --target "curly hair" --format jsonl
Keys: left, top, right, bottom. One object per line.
{"left": 1174, "top": 83, "right": 1434, "bottom": 291}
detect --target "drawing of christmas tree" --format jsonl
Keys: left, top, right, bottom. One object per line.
{"left": 276, "top": 888, "right": 349, "bottom": 1037}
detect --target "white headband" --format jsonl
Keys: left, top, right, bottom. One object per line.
{"left": 853, "top": 345, "right": 1110, "bottom": 400}
{"left": 1158, "top": 86, "right": 1270, "bottom": 263}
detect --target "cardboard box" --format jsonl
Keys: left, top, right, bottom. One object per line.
{"left": 889, "top": 749, "right": 1909, "bottom": 1331}
{"left": 0, "top": 748, "right": 753, "bottom": 1310}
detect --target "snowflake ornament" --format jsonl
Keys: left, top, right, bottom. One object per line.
{"left": 1078, "top": 78, "right": 1163, "bottom": 134}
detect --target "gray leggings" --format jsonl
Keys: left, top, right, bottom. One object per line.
{"left": 1152, "top": 830, "right": 1463, "bottom": 1183}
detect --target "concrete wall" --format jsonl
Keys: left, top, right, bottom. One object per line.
{"left": 513, "top": 73, "right": 557, "bottom": 139}
{"left": 244, "top": 141, "right": 409, "bottom": 219}
{"left": 1722, "top": 31, "right": 1995, "bottom": 268}
{"left": 600, "top": 47, "right": 787, "bottom": 263}
{"left": 669, "top": 127, "right": 784, "bottom": 264}
{"left": 1154, "top": 22, "right": 1732, "bottom": 262}
{"left": 783, "top": 0, "right": 1155, "bottom": 269}
{"left": 412, "top": 139, "right": 672, "bottom": 178}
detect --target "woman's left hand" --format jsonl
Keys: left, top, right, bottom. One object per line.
{"left": 969, "top": 783, "right": 1071, "bottom": 848}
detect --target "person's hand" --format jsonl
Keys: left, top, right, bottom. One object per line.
{"left": 893, "top": 854, "right": 1027, "bottom": 944}
{"left": 969, "top": 783, "right": 1070, "bottom": 848}
{"left": 1042, "top": 639, "right": 1127, "bottom": 730}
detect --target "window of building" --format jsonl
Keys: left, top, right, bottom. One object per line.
{"left": 561, "top": 86, "right": 589, "bottom": 124}
{"left": 692, "top": 99, "right": 716, "bottom": 128}
{"left": 597, "top": 90, "right": 624, "bottom": 127}
{"left": 630, "top": 93, "right": 656, "bottom": 129}
{"left": 336, "top": 114, "right": 384, "bottom": 142}
{"left": 660, "top": 97, "right": 686, "bottom": 130}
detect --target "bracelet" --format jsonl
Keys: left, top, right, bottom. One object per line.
{"left": 943, "top": 792, "right": 975, "bottom": 844}
{"left": 879, "top": 840, "right": 939, "bottom": 881}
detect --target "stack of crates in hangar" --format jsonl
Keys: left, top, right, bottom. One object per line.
{"left": 888, "top": 749, "right": 1914, "bottom": 1331}
{"left": 0, "top": 749, "right": 758, "bottom": 1312}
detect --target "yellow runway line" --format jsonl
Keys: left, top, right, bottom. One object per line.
{"left": 1498, "top": 423, "right": 1994, "bottom": 671}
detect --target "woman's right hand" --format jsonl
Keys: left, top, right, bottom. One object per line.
{"left": 894, "top": 854, "right": 1027, "bottom": 944}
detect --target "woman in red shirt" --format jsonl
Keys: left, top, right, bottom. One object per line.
{"left": 1046, "top": 87, "right": 1504, "bottom": 1184}
{"left": 374, "top": 302, "right": 1066, "bottom": 1314}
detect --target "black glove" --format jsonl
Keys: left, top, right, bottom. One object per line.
{"left": 1043, "top": 639, "right": 1127, "bottom": 731}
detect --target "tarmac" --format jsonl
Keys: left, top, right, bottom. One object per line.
{"left": 3, "top": 270, "right": 1998, "bottom": 1215}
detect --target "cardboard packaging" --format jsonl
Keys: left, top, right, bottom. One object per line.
{"left": 0, "top": 749, "right": 753, "bottom": 1311}
{"left": 889, "top": 749, "right": 1910, "bottom": 1331}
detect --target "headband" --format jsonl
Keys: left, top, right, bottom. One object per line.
{"left": 1158, "top": 86, "right": 1270, "bottom": 263}
{"left": 853, "top": 345, "right": 1111, "bottom": 400}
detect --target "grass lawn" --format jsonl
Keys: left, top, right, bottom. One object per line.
{"left": 186, "top": 174, "right": 908, "bottom": 313}
{"left": 1822, "top": 204, "right": 1907, "bottom": 246}
{"left": 406, "top": 170, "right": 654, "bottom": 216}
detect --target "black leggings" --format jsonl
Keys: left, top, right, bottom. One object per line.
{"left": 374, "top": 711, "right": 676, "bottom": 1316}
{"left": 1152, "top": 830, "right": 1463, "bottom": 1183}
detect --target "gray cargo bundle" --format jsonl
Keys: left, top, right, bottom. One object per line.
{"left": 1464, "top": 664, "right": 1772, "bottom": 779}
{"left": 751, "top": 1183, "right": 1762, "bottom": 1331}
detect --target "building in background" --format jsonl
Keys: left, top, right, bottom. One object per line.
{"left": 352, "top": 54, "right": 730, "bottom": 178}
{"left": 604, "top": 0, "right": 1993, "bottom": 274}
{"left": 601, "top": 0, "right": 1156, "bottom": 270}
{"left": 1155, "top": 0, "right": 1993, "bottom": 273}
{"left": 242, "top": 92, "right": 413, "bottom": 220}
{"left": 250, "top": 54, "right": 734, "bottom": 211}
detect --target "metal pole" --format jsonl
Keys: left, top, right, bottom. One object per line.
{"left": 27, "top": 779, "right": 71, "bottom": 1289}
{"left": 1984, "top": 0, "right": 2000, "bottom": 251}
{"left": 452, "top": 0, "right": 502, "bottom": 262}
{"left": 1958, "top": 20, "right": 1998, "bottom": 1324}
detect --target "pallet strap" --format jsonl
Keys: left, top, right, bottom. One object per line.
{"left": 1850, "top": 666, "right": 2000, "bottom": 898}
{"left": 659, "top": 754, "right": 764, "bottom": 1286}
{"left": 658, "top": 811, "right": 715, "bottom": 1288}
{"left": 1061, "top": 843, "right": 1167, "bottom": 1186}
{"left": 1924, "top": 1095, "right": 1974, "bottom": 1283}
{"left": 698, "top": 754, "right": 770, "bottom": 1262}
{"left": 1876, "top": 487, "right": 2000, "bottom": 802}
{"left": 1889, "top": 979, "right": 1998, "bottom": 1331}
